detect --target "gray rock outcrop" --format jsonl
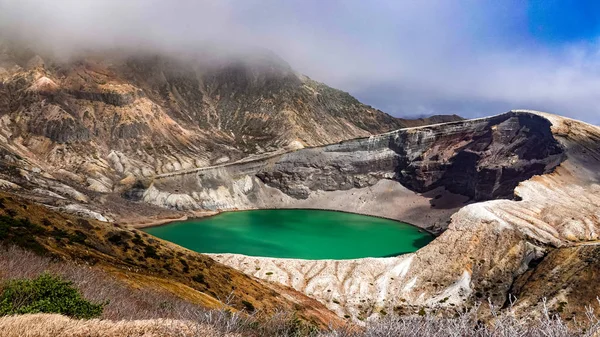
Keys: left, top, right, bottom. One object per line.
{"left": 141, "top": 111, "right": 565, "bottom": 214}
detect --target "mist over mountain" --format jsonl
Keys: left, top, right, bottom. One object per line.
{"left": 1, "top": 0, "right": 599, "bottom": 124}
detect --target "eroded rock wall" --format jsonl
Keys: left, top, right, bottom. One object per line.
{"left": 142, "top": 111, "right": 566, "bottom": 212}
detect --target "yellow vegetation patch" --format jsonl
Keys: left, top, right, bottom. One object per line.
{"left": 0, "top": 314, "right": 232, "bottom": 337}
{"left": 105, "top": 266, "right": 224, "bottom": 310}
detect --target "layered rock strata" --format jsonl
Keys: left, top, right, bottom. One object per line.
{"left": 139, "top": 111, "right": 565, "bottom": 229}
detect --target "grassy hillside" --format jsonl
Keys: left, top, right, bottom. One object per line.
{"left": 0, "top": 191, "right": 340, "bottom": 327}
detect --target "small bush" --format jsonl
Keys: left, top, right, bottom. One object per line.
{"left": 241, "top": 300, "right": 255, "bottom": 313}
{"left": 0, "top": 273, "right": 105, "bottom": 319}
{"left": 76, "top": 219, "right": 92, "bottom": 229}
{"left": 143, "top": 245, "right": 159, "bottom": 259}
{"left": 132, "top": 233, "right": 144, "bottom": 245}
{"left": 0, "top": 215, "right": 46, "bottom": 254}
{"left": 192, "top": 273, "right": 206, "bottom": 284}
{"left": 50, "top": 227, "right": 69, "bottom": 239}
{"left": 179, "top": 258, "right": 190, "bottom": 273}
{"left": 107, "top": 232, "right": 124, "bottom": 245}
{"left": 68, "top": 230, "right": 87, "bottom": 245}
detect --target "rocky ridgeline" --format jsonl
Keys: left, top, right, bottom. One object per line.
{"left": 0, "top": 46, "right": 462, "bottom": 207}
{"left": 140, "top": 111, "right": 566, "bottom": 211}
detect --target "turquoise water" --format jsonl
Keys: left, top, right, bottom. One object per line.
{"left": 144, "top": 209, "right": 433, "bottom": 260}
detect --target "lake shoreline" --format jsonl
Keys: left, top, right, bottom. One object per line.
{"left": 143, "top": 209, "right": 434, "bottom": 260}
{"left": 125, "top": 211, "right": 219, "bottom": 229}
{"left": 138, "top": 207, "right": 438, "bottom": 237}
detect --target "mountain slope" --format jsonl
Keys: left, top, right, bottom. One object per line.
{"left": 0, "top": 191, "right": 341, "bottom": 327}
{"left": 0, "top": 42, "right": 461, "bottom": 223}
{"left": 0, "top": 43, "right": 461, "bottom": 175}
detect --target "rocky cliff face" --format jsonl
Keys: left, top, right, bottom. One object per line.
{"left": 0, "top": 42, "right": 460, "bottom": 181}
{"left": 141, "top": 111, "right": 565, "bottom": 212}
{"left": 258, "top": 112, "right": 565, "bottom": 201}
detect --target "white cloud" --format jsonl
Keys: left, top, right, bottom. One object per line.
{"left": 0, "top": 0, "right": 598, "bottom": 124}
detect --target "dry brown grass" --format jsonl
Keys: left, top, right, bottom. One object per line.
{"left": 2, "top": 303, "right": 600, "bottom": 337}
{"left": 0, "top": 245, "right": 321, "bottom": 336}
{"left": 0, "top": 314, "right": 230, "bottom": 337}
{"left": 0, "top": 245, "right": 208, "bottom": 320}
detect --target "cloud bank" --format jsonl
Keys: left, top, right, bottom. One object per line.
{"left": 0, "top": 0, "right": 599, "bottom": 124}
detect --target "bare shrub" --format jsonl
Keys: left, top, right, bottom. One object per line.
{"left": 318, "top": 299, "right": 600, "bottom": 337}
{"left": 181, "top": 300, "right": 600, "bottom": 337}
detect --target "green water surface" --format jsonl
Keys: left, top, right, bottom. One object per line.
{"left": 144, "top": 209, "right": 433, "bottom": 260}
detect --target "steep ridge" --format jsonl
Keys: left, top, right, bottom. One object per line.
{"left": 136, "top": 110, "right": 600, "bottom": 322}
{"left": 0, "top": 43, "right": 461, "bottom": 176}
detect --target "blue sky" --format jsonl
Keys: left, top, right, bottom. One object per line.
{"left": 248, "top": 0, "right": 600, "bottom": 124}
{"left": 1, "top": 0, "right": 600, "bottom": 124}
{"left": 527, "top": 0, "right": 600, "bottom": 45}
{"left": 278, "top": 0, "right": 600, "bottom": 124}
